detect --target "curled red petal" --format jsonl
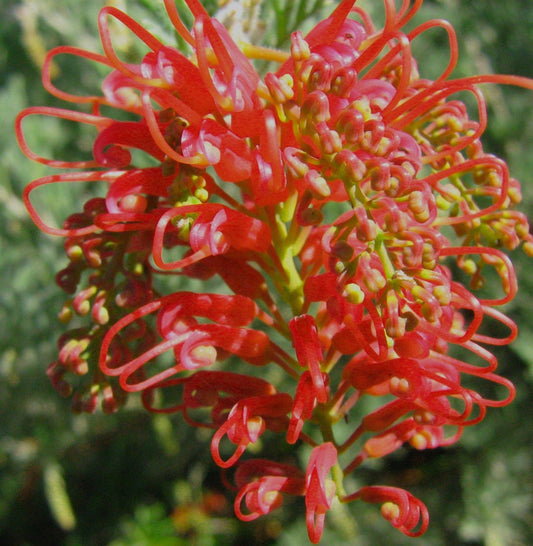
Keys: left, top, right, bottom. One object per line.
{"left": 289, "top": 315, "right": 328, "bottom": 403}
{"left": 304, "top": 442, "right": 338, "bottom": 544}
{"left": 354, "top": 486, "right": 429, "bottom": 537}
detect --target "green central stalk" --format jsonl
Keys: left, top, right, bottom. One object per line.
{"left": 269, "top": 192, "right": 306, "bottom": 314}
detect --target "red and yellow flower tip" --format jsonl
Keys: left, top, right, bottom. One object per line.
{"left": 17, "top": 0, "right": 533, "bottom": 542}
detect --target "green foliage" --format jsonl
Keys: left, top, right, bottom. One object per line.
{"left": 2, "top": 1, "right": 533, "bottom": 544}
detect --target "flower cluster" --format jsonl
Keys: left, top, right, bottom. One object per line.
{"left": 17, "top": 0, "right": 533, "bottom": 542}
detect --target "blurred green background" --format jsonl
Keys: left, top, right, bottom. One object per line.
{"left": 1, "top": 1, "right": 532, "bottom": 544}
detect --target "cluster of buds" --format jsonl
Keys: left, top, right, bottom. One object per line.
{"left": 17, "top": 0, "right": 533, "bottom": 542}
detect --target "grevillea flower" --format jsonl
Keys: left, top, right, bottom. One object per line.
{"left": 304, "top": 443, "right": 338, "bottom": 543}
{"left": 17, "top": 0, "right": 533, "bottom": 542}
{"left": 233, "top": 459, "right": 305, "bottom": 521}
{"left": 347, "top": 485, "right": 430, "bottom": 537}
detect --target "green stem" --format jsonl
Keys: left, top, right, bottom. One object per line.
{"left": 375, "top": 234, "right": 396, "bottom": 279}
{"left": 268, "top": 195, "right": 306, "bottom": 314}
{"left": 318, "top": 414, "right": 347, "bottom": 497}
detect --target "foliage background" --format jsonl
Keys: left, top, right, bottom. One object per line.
{"left": 1, "top": 0, "right": 532, "bottom": 544}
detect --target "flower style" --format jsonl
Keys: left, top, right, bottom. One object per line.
{"left": 17, "top": 0, "right": 533, "bottom": 542}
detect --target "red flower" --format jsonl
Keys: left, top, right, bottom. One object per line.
{"left": 289, "top": 315, "right": 329, "bottom": 403}
{"left": 287, "top": 370, "right": 329, "bottom": 445}
{"left": 305, "top": 443, "right": 338, "bottom": 543}
{"left": 350, "top": 485, "right": 430, "bottom": 537}
{"left": 233, "top": 459, "right": 305, "bottom": 521}
{"left": 18, "top": 0, "right": 533, "bottom": 541}
{"left": 152, "top": 204, "right": 272, "bottom": 270}
{"left": 98, "top": 292, "right": 270, "bottom": 391}
{"left": 211, "top": 393, "right": 292, "bottom": 468}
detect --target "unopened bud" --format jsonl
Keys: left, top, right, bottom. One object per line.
{"left": 291, "top": 31, "right": 310, "bottom": 62}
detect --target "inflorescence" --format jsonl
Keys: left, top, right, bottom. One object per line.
{"left": 16, "top": 0, "right": 533, "bottom": 542}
